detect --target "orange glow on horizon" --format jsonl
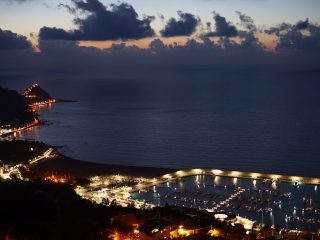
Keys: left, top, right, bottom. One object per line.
{"left": 256, "top": 32, "right": 278, "bottom": 52}
{"left": 77, "top": 35, "right": 276, "bottom": 51}
{"left": 30, "top": 34, "right": 277, "bottom": 52}
{"left": 78, "top": 36, "right": 190, "bottom": 49}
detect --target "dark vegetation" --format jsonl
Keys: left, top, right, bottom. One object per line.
{"left": 0, "top": 180, "right": 114, "bottom": 240}
{"left": 0, "top": 86, "right": 36, "bottom": 127}
{"left": 0, "top": 180, "right": 229, "bottom": 240}
{"left": 0, "top": 140, "right": 49, "bottom": 166}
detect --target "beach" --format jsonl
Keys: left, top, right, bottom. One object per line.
{"left": 33, "top": 152, "right": 175, "bottom": 178}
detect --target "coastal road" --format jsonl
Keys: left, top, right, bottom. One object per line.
{"left": 3, "top": 148, "right": 55, "bottom": 180}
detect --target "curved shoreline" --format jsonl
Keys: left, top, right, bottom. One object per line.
{"left": 0, "top": 118, "right": 40, "bottom": 138}
{"left": 33, "top": 153, "right": 175, "bottom": 178}
{"left": 32, "top": 150, "right": 320, "bottom": 185}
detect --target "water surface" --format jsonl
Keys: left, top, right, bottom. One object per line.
{"left": 5, "top": 71, "right": 319, "bottom": 177}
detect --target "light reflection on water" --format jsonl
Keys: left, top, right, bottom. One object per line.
{"left": 131, "top": 175, "right": 320, "bottom": 231}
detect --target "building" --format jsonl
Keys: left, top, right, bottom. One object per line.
{"left": 138, "top": 220, "right": 172, "bottom": 240}
{"left": 111, "top": 213, "right": 139, "bottom": 229}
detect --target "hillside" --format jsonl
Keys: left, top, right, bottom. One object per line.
{"left": 23, "top": 84, "right": 55, "bottom": 105}
{"left": 0, "top": 86, "right": 37, "bottom": 128}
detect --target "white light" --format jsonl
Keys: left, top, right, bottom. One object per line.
{"left": 212, "top": 169, "right": 223, "bottom": 175}
{"left": 214, "top": 214, "right": 228, "bottom": 220}
{"left": 233, "top": 178, "right": 238, "bottom": 184}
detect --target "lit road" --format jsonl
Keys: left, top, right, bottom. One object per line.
{"left": 2, "top": 148, "right": 55, "bottom": 180}
{"left": 28, "top": 148, "right": 54, "bottom": 165}
{"left": 0, "top": 119, "right": 39, "bottom": 138}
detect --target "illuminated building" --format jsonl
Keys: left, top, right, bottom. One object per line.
{"left": 138, "top": 220, "right": 172, "bottom": 240}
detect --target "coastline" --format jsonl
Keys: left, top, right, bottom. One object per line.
{"left": 32, "top": 149, "right": 320, "bottom": 184}
{"left": 0, "top": 118, "right": 40, "bottom": 138}
{"left": 33, "top": 152, "right": 176, "bottom": 178}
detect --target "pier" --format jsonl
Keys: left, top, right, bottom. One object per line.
{"left": 131, "top": 168, "right": 320, "bottom": 192}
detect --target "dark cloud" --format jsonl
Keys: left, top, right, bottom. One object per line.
{"left": 239, "top": 32, "right": 263, "bottom": 50}
{"left": 160, "top": 11, "right": 200, "bottom": 37}
{"left": 0, "top": 11, "right": 319, "bottom": 82}
{"left": 149, "top": 38, "right": 166, "bottom": 52}
{"left": 206, "top": 12, "right": 238, "bottom": 37}
{"left": 0, "top": 28, "right": 31, "bottom": 50}
{"left": 277, "top": 25, "right": 320, "bottom": 51}
{"left": 294, "top": 18, "right": 309, "bottom": 30}
{"left": 265, "top": 19, "right": 310, "bottom": 36}
{"left": 39, "top": 0, "right": 155, "bottom": 41}
{"left": 58, "top": 3, "right": 76, "bottom": 14}
{"left": 264, "top": 23, "right": 292, "bottom": 36}
{"left": 1, "top": 36, "right": 319, "bottom": 84}
{"left": 236, "top": 11, "right": 256, "bottom": 32}
{"left": 39, "top": 27, "right": 82, "bottom": 41}
{"left": 73, "top": 0, "right": 105, "bottom": 13}
{"left": 265, "top": 19, "right": 320, "bottom": 52}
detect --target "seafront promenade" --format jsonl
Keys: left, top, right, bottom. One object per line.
{"left": 131, "top": 168, "right": 320, "bottom": 193}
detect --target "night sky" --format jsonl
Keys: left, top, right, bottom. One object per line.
{"left": 0, "top": 0, "right": 319, "bottom": 80}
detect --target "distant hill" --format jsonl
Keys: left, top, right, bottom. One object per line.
{"left": 23, "top": 84, "right": 55, "bottom": 106}
{"left": 0, "top": 86, "right": 37, "bottom": 128}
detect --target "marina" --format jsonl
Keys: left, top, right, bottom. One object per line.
{"left": 131, "top": 170, "right": 320, "bottom": 231}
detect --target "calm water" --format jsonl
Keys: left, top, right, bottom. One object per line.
{"left": 4, "top": 71, "right": 320, "bottom": 177}
{"left": 131, "top": 175, "right": 320, "bottom": 231}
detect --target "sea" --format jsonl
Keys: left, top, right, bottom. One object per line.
{"left": 2, "top": 70, "right": 320, "bottom": 177}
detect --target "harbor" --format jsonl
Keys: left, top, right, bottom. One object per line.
{"left": 130, "top": 169, "right": 320, "bottom": 231}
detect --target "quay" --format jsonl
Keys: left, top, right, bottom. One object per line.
{"left": 0, "top": 119, "right": 39, "bottom": 138}
{"left": 131, "top": 168, "right": 320, "bottom": 192}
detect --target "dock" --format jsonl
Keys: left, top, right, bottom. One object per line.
{"left": 131, "top": 168, "right": 320, "bottom": 192}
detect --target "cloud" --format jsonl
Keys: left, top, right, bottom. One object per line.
{"left": 0, "top": 28, "right": 31, "bottom": 50}
{"left": 160, "top": 11, "right": 200, "bottom": 37}
{"left": 1, "top": 12, "right": 319, "bottom": 82}
{"left": 149, "top": 38, "right": 166, "bottom": 52}
{"left": 39, "top": 0, "right": 155, "bottom": 41}
{"left": 39, "top": 27, "right": 82, "bottom": 41}
{"left": 294, "top": 18, "right": 309, "bottom": 31}
{"left": 264, "top": 19, "right": 309, "bottom": 36}
{"left": 236, "top": 11, "right": 256, "bottom": 32}
{"left": 264, "top": 23, "right": 292, "bottom": 36}
{"left": 58, "top": 3, "right": 76, "bottom": 14}
{"left": 278, "top": 25, "right": 320, "bottom": 51}
{"left": 265, "top": 19, "right": 320, "bottom": 52}
{"left": 1, "top": 35, "right": 319, "bottom": 84}
{"left": 206, "top": 12, "right": 238, "bottom": 37}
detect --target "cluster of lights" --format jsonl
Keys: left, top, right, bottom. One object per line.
{"left": 23, "top": 83, "right": 39, "bottom": 96}
{"left": 0, "top": 148, "right": 54, "bottom": 180}
{"left": 76, "top": 175, "right": 154, "bottom": 208}
{"left": 29, "top": 99, "right": 56, "bottom": 108}
{"left": 43, "top": 174, "right": 69, "bottom": 183}
{"left": 0, "top": 118, "right": 39, "bottom": 137}
{"left": 23, "top": 83, "right": 56, "bottom": 110}
{"left": 212, "top": 188, "right": 245, "bottom": 211}
{"left": 1, "top": 84, "right": 57, "bottom": 138}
